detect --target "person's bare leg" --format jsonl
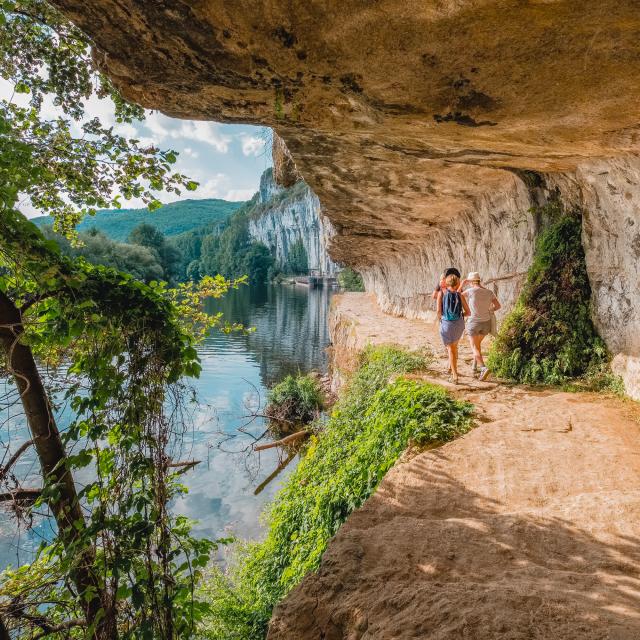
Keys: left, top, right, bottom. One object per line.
{"left": 471, "top": 334, "right": 485, "bottom": 368}
{"left": 449, "top": 342, "right": 459, "bottom": 382}
{"left": 468, "top": 334, "right": 479, "bottom": 373}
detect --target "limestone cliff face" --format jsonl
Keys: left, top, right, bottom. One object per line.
{"left": 48, "top": 0, "right": 640, "bottom": 397}
{"left": 249, "top": 169, "right": 337, "bottom": 275}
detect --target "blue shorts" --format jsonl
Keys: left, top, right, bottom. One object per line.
{"left": 440, "top": 318, "right": 465, "bottom": 345}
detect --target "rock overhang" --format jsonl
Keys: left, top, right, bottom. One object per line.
{"left": 49, "top": 0, "right": 640, "bottom": 264}
{"left": 46, "top": 1, "right": 640, "bottom": 399}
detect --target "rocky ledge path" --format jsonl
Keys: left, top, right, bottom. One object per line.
{"left": 268, "top": 293, "right": 640, "bottom": 640}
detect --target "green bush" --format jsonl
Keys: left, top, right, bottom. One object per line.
{"left": 338, "top": 266, "right": 365, "bottom": 292}
{"left": 198, "top": 346, "right": 472, "bottom": 639}
{"left": 488, "top": 203, "right": 609, "bottom": 385}
{"left": 265, "top": 374, "right": 324, "bottom": 426}
{"left": 283, "top": 239, "right": 308, "bottom": 275}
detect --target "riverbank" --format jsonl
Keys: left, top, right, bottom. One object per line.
{"left": 268, "top": 293, "right": 640, "bottom": 639}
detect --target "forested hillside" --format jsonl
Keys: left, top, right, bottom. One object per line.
{"left": 33, "top": 198, "right": 242, "bottom": 240}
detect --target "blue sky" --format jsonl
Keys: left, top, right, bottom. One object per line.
{"left": 0, "top": 79, "right": 272, "bottom": 216}
{"left": 122, "top": 112, "right": 272, "bottom": 203}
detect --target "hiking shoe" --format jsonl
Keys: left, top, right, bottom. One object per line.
{"left": 479, "top": 367, "right": 490, "bottom": 381}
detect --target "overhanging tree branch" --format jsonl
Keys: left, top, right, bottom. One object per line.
{"left": 0, "top": 439, "right": 34, "bottom": 483}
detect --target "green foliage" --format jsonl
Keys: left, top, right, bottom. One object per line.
{"left": 128, "top": 222, "right": 181, "bottom": 282}
{"left": 0, "top": 210, "right": 239, "bottom": 637}
{"left": 283, "top": 239, "right": 308, "bottom": 275}
{"left": 33, "top": 198, "right": 242, "bottom": 241}
{"left": 196, "top": 201, "right": 275, "bottom": 286}
{"left": 243, "top": 242, "right": 275, "bottom": 285}
{"left": 338, "top": 266, "right": 365, "bottom": 292}
{"left": 0, "top": 1, "right": 239, "bottom": 634}
{"left": 488, "top": 202, "right": 608, "bottom": 385}
{"left": 265, "top": 374, "right": 324, "bottom": 425}
{"left": 198, "top": 346, "right": 473, "bottom": 639}
{"left": 0, "top": 1, "right": 195, "bottom": 238}
{"left": 42, "top": 225, "right": 166, "bottom": 283}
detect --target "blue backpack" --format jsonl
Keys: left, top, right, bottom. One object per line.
{"left": 442, "top": 290, "right": 463, "bottom": 321}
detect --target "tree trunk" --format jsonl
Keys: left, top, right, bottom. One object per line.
{"left": 0, "top": 291, "right": 114, "bottom": 638}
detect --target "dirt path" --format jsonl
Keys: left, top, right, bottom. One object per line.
{"left": 268, "top": 294, "right": 640, "bottom": 639}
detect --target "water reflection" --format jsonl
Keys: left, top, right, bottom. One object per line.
{"left": 0, "top": 283, "right": 333, "bottom": 569}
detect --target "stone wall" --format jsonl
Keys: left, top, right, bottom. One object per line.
{"left": 548, "top": 157, "right": 640, "bottom": 399}
{"left": 361, "top": 172, "right": 537, "bottom": 322}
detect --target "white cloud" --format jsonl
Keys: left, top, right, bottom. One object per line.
{"left": 182, "top": 147, "right": 199, "bottom": 159}
{"left": 240, "top": 135, "right": 266, "bottom": 157}
{"left": 224, "top": 188, "right": 255, "bottom": 201}
{"left": 142, "top": 113, "right": 231, "bottom": 153}
{"left": 191, "top": 174, "right": 231, "bottom": 199}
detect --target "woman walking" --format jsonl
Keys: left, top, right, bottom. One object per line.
{"left": 437, "top": 273, "right": 470, "bottom": 384}
{"left": 461, "top": 271, "right": 501, "bottom": 381}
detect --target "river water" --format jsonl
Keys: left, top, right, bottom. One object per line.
{"left": 0, "top": 283, "right": 333, "bottom": 570}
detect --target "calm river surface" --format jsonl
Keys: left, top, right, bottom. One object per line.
{"left": 0, "top": 283, "right": 333, "bottom": 570}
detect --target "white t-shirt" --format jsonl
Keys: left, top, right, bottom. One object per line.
{"left": 462, "top": 286, "right": 496, "bottom": 322}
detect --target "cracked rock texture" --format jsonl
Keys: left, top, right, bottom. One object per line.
{"left": 50, "top": 0, "right": 640, "bottom": 396}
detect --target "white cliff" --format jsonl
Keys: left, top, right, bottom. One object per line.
{"left": 248, "top": 169, "right": 337, "bottom": 276}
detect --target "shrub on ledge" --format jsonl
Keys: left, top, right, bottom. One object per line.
{"left": 488, "top": 202, "right": 609, "bottom": 386}
{"left": 198, "top": 346, "right": 472, "bottom": 639}
{"left": 265, "top": 373, "right": 324, "bottom": 427}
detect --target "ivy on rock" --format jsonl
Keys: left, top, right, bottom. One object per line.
{"left": 488, "top": 200, "right": 610, "bottom": 386}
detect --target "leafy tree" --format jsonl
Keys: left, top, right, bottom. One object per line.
{"left": 284, "top": 239, "right": 308, "bottom": 274}
{"left": 243, "top": 242, "right": 274, "bottom": 285}
{"left": 186, "top": 259, "right": 202, "bottom": 281}
{"left": 0, "top": 1, "right": 237, "bottom": 637}
{"left": 197, "top": 203, "right": 277, "bottom": 284}
{"left": 42, "top": 225, "right": 166, "bottom": 282}
{"left": 128, "top": 223, "right": 181, "bottom": 281}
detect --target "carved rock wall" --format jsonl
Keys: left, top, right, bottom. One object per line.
{"left": 360, "top": 171, "right": 537, "bottom": 321}
{"left": 548, "top": 157, "right": 640, "bottom": 398}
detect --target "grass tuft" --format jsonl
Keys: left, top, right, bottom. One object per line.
{"left": 265, "top": 374, "right": 324, "bottom": 427}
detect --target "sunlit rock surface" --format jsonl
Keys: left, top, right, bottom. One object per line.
{"left": 50, "top": 0, "right": 640, "bottom": 394}
{"left": 249, "top": 169, "right": 337, "bottom": 275}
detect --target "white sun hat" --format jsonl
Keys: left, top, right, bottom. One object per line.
{"left": 467, "top": 271, "right": 481, "bottom": 282}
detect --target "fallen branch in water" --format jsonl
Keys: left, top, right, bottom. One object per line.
{"left": 254, "top": 451, "right": 297, "bottom": 496}
{"left": 0, "top": 439, "right": 34, "bottom": 482}
{"left": 168, "top": 460, "right": 201, "bottom": 473}
{"left": 254, "top": 430, "right": 309, "bottom": 452}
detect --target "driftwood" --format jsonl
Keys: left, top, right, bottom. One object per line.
{"left": 254, "top": 451, "right": 297, "bottom": 496}
{"left": 0, "top": 439, "right": 34, "bottom": 483}
{"left": 0, "top": 488, "right": 42, "bottom": 504}
{"left": 254, "top": 430, "right": 309, "bottom": 452}
{"left": 168, "top": 460, "right": 201, "bottom": 470}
